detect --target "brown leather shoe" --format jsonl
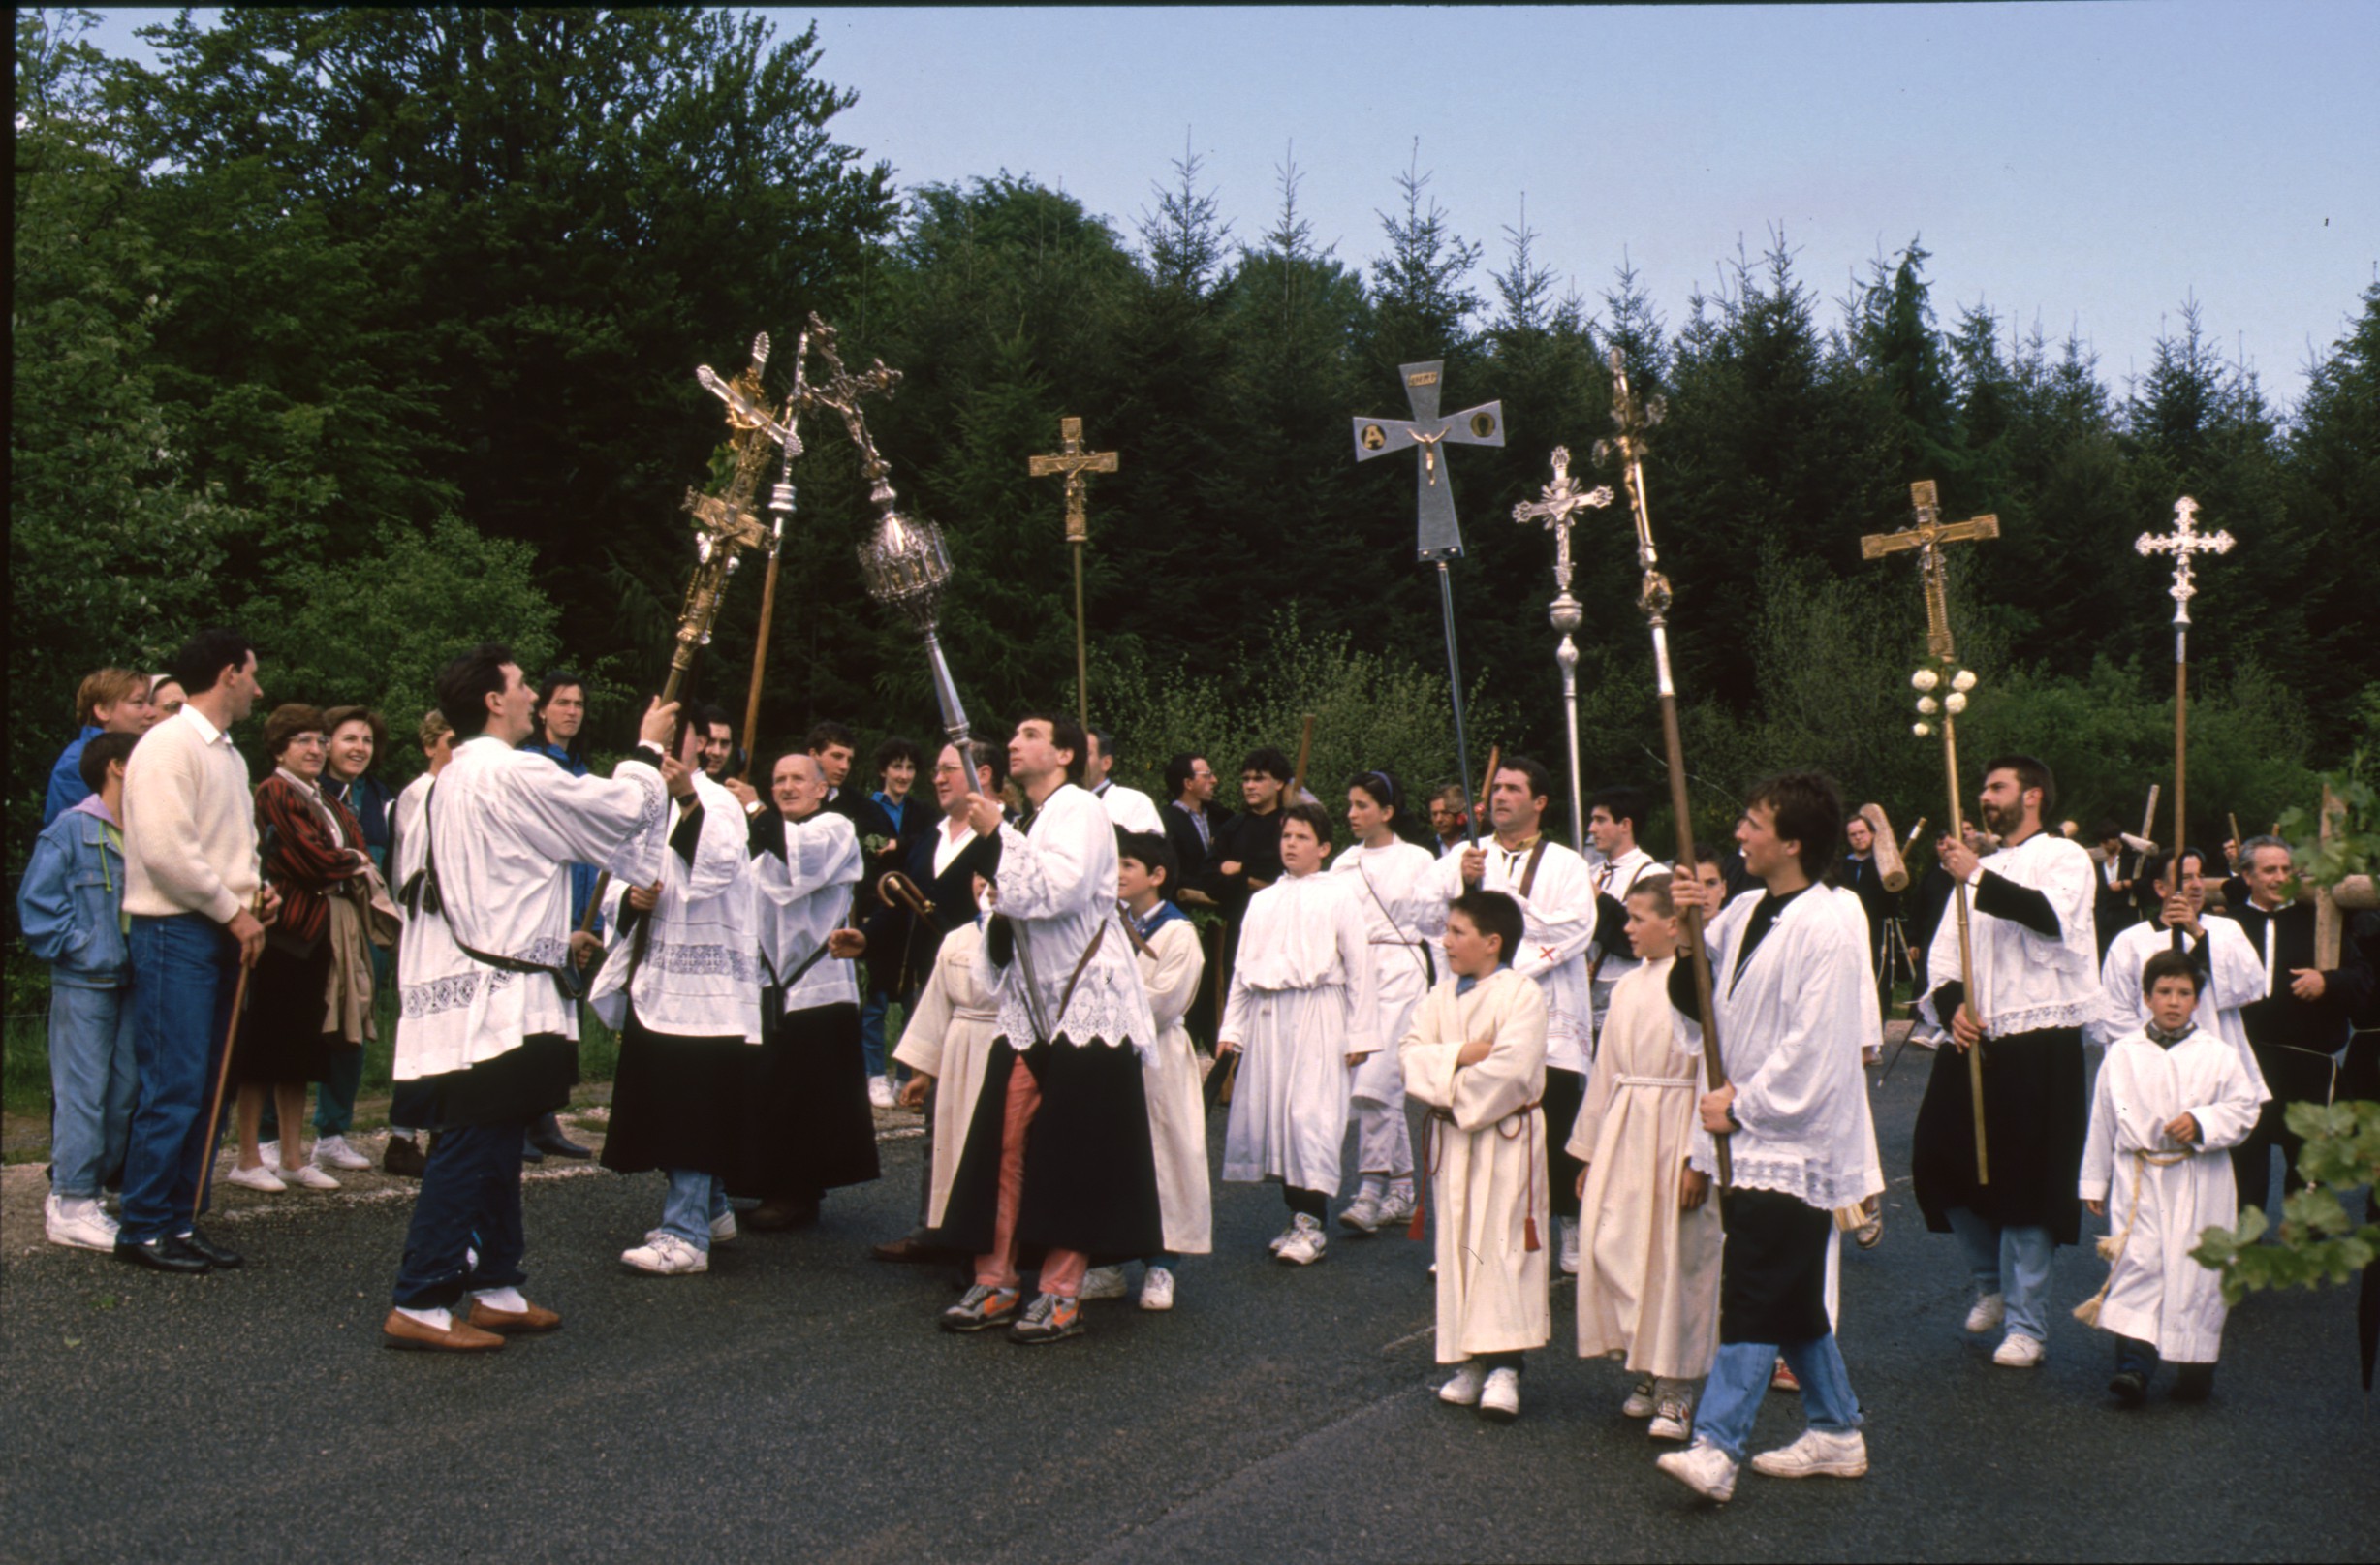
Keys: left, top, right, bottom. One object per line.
{"left": 381, "top": 1309, "right": 506, "bottom": 1352}
{"left": 871, "top": 1233, "right": 949, "bottom": 1264}
{"left": 468, "top": 1299, "right": 563, "bottom": 1334}
{"left": 747, "top": 1197, "right": 820, "bottom": 1232}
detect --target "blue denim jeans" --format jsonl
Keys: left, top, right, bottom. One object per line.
{"left": 47, "top": 979, "right": 139, "bottom": 1198}
{"left": 1694, "top": 1334, "right": 1862, "bottom": 1461}
{"left": 118, "top": 914, "right": 240, "bottom": 1243}
{"left": 660, "top": 1169, "right": 733, "bottom": 1251}
{"left": 860, "top": 992, "right": 891, "bottom": 1080}
{"left": 391, "top": 1121, "right": 529, "bottom": 1308}
{"left": 1946, "top": 1205, "right": 2054, "bottom": 1342}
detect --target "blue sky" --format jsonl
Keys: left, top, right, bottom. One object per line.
{"left": 89, "top": 4, "right": 2379, "bottom": 403}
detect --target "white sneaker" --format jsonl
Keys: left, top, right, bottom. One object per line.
{"left": 621, "top": 1231, "right": 708, "bottom": 1275}
{"left": 312, "top": 1134, "right": 371, "bottom": 1171}
{"left": 867, "top": 1075, "right": 896, "bottom": 1110}
{"left": 1267, "top": 1221, "right": 1300, "bottom": 1255}
{"left": 1276, "top": 1212, "right": 1327, "bottom": 1266}
{"left": 1079, "top": 1265, "right": 1130, "bottom": 1301}
{"left": 1438, "top": 1362, "right": 1487, "bottom": 1406}
{"left": 1963, "top": 1292, "right": 2005, "bottom": 1333}
{"left": 1558, "top": 1215, "right": 1581, "bottom": 1276}
{"left": 228, "top": 1163, "right": 287, "bottom": 1192}
{"left": 1648, "top": 1381, "right": 1696, "bottom": 1442}
{"left": 1377, "top": 1180, "right": 1417, "bottom": 1226}
{"left": 1479, "top": 1366, "right": 1521, "bottom": 1422}
{"left": 1139, "top": 1266, "right": 1176, "bottom": 1312}
{"left": 285, "top": 1163, "right": 340, "bottom": 1190}
{"left": 1337, "top": 1190, "right": 1385, "bottom": 1234}
{"left": 1750, "top": 1427, "right": 1868, "bottom": 1479}
{"left": 1622, "top": 1376, "right": 1657, "bottom": 1419}
{"left": 45, "top": 1194, "right": 119, "bottom": 1251}
{"left": 258, "top": 1140, "right": 280, "bottom": 1169}
{"left": 1656, "top": 1442, "right": 1739, "bottom": 1504}
{"left": 1992, "top": 1331, "right": 2046, "bottom": 1368}
{"left": 710, "top": 1211, "right": 738, "bottom": 1244}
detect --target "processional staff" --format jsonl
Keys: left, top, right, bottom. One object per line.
{"left": 1593, "top": 349, "right": 1732, "bottom": 1186}
{"left": 1513, "top": 446, "right": 1614, "bottom": 849}
{"left": 705, "top": 329, "right": 812, "bottom": 780}
{"left": 1029, "top": 416, "right": 1119, "bottom": 735}
{"left": 2134, "top": 496, "right": 2235, "bottom": 900}
{"left": 1862, "top": 479, "right": 1999, "bottom": 1184}
{"left": 1353, "top": 360, "right": 1505, "bottom": 848}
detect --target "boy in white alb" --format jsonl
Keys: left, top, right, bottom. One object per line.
{"left": 1332, "top": 770, "right": 1443, "bottom": 1235}
{"left": 1118, "top": 832, "right": 1211, "bottom": 1310}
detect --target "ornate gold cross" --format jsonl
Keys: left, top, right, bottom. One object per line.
{"left": 682, "top": 333, "right": 780, "bottom": 560}
{"left": 1029, "top": 416, "right": 1119, "bottom": 544}
{"left": 1862, "top": 481, "right": 2000, "bottom": 660}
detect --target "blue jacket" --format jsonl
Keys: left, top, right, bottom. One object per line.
{"left": 17, "top": 794, "right": 131, "bottom": 986}
{"left": 42, "top": 724, "right": 103, "bottom": 827}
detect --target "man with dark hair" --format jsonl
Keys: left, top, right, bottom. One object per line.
{"left": 1839, "top": 811, "right": 1901, "bottom": 1029}
{"left": 1086, "top": 729, "right": 1163, "bottom": 834}
{"left": 854, "top": 735, "right": 933, "bottom": 1108}
{"left": 1429, "top": 783, "right": 1473, "bottom": 858}
{"left": 2090, "top": 817, "right": 2141, "bottom": 961}
{"left": 1911, "top": 754, "right": 2107, "bottom": 1371}
{"left": 383, "top": 644, "right": 683, "bottom": 1351}
{"left": 693, "top": 703, "right": 738, "bottom": 781}
{"left": 1586, "top": 784, "right": 1661, "bottom": 1044}
{"left": 1437, "top": 755, "right": 1598, "bottom": 1276}
{"left": 1658, "top": 770, "right": 1879, "bottom": 1502}
{"left": 1161, "top": 752, "right": 1226, "bottom": 890}
{"left": 1201, "top": 743, "right": 1294, "bottom": 1046}
{"left": 806, "top": 721, "right": 861, "bottom": 818}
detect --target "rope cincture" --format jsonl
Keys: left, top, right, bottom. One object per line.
{"left": 2073, "top": 1145, "right": 2191, "bottom": 1330}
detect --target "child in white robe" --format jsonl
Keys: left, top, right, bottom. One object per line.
{"left": 2079, "top": 948, "right": 2263, "bottom": 1405}
{"left": 1332, "top": 770, "right": 1443, "bottom": 1235}
{"left": 1403, "top": 889, "right": 1550, "bottom": 1422}
{"left": 890, "top": 878, "right": 998, "bottom": 1237}
{"left": 1119, "top": 831, "right": 1211, "bottom": 1311}
{"left": 1570, "top": 874, "right": 1722, "bottom": 1441}
{"left": 1219, "top": 802, "right": 1379, "bottom": 1267}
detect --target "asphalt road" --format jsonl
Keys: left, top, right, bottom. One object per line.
{"left": 4, "top": 1054, "right": 2374, "bottom": 1563}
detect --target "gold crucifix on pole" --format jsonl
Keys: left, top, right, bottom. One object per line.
{"left": 1029, "top": 415, "right": 1119, "bottom": 732}
{"left": 1863, "top": 479, "right": 1999, "bottom": 1183}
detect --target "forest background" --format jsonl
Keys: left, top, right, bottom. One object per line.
{"left": 16, "top": 6, "right": 2380, "bottom": 891}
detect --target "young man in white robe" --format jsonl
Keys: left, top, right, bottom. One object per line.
{"left": 747, "top": 752, "right": 877, "bottom": 1230}
{"left": 1118, "top": 831, "right": 1211, "bottom": 1311}
{"left": 2079, "top": 950, "right": 2263, "bottom": 1406}
{"left": 2090, "top": 847, "right": 2270, "bottom": 1101}
{"left": 1570, "top": 873, "right": 1721, "bottom": 1443}
{"left": 1912, "top": 755, "right": 2110, "bottom": 1369}
{"left": 1218, "top": 802, "right": 1379, "bottom": 1266}
{"left": 1437, "top": 755, "right": 1597, "bottom": 1275}
{"left": 1584, "top": 785, "right": 1663, "bottom": 1047}
{"left": 380, "top": 709, "right": 454, "bottom": 1176}
{"left": 386, "top": 645, "right": 678, "bottom": 1352}
{"left": 1403, "top": 889, "right": 1550, "bottom": 1423}
{"left": 1086, "top": 729, "right": 1165, "bottom": 835}
{"left": 1657, "top": 772, "right": 1882, "bottom": 1504}
{"left": 588, "top": 755, "right": 764, "bottom": 1276}
{"left": 938, "top": 714, "right": 1165, "bottom": 1345}
{"left": 1332, "top": 770, "right": 1443, "bottom": 1236}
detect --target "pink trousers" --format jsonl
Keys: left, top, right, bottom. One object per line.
{"left": 974, "top": 1056, "right": 1089, "bottom": 1298}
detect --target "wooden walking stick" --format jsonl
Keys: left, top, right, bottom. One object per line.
{"left": 1289, "top": 712, "right": 1317, "bottom": 805}
{"left": 1864, "top": 479, "right": 1999, "bottom": 1184}
{"left": 195, "top": 869, "right": 272, "bottom": 1226}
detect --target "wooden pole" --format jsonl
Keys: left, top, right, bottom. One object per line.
{"left": 1941, "top": 713, "right": 1988, "bottom": 1185}
{"left": 194, "top": 883, "right": 269, "bottom": 1227}
{"left": 2174, "top": 646, "right": 2189, "bottom": 874}
{"left": 738, "top": 539, "right": 785, "bottom": 782}
{"left": 1072, "top": 538, "right": 1090, "bottom": 736}
{"left": 1650, "top": 634, "right": 1732, "bottom": 1188}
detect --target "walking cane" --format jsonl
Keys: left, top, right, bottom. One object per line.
{"left": 194, "top": 865, "right": 272, "bottom": 1227}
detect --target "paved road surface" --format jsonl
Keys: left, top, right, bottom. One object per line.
{"left": 4, "top": 1055, "right": 2373, "bottom": 1562}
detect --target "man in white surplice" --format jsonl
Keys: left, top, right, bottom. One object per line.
{"left": 386, "top": 645, "right": 677, "bottom": 1354}
{"left": 1437, "top": 755, "right": 1597, "bottom": 1274}
{"left": 2090, "top": 847, "right": 2270, "bottom": 1101}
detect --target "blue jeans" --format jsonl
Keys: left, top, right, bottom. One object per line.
{"left": 660, "top": 1169, "right": 733, "bottom": 1251}
{"left": 118, "top": 915, "right": 240, "bottom": 1243}
{"left": 47, "top": 979, "right": 139, "bottom": 1197}
{"left": 391, "top": 1121, "right": 529, "bottom": 1307}
{"left": 860, "top": 992, "right": 891, "bottom": 1080}
{"left": 1695, "top": 1335, "right": 1862, "bottom": 1461}
{"left": 1947, "top": 1205, "right": 2054, "bottom": 1342}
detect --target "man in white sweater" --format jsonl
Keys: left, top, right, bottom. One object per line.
{"left": 115, "top": 629, "right": 276, "bottom": 1273}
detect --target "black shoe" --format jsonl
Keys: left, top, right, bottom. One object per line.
{"left": 178, "top": 1229, "right": 244, "bottom": 1269}
{"left": 2108, "top": 1369, "right": 2148, "bottom": 1407}
{"left": 520, "top": 1133, "right": 547, "bottom": 1164}
{"left": 116, "top": 1236, "right": 209, "bottom": 1273}
{"left": 2171, "top": 1364, "right": 2214, "bottom": 1403}
{"left": 527, "top": 1114, "right": 594, "bottom": 1159}
{"left": 383, "top": 1136, "right": 428, "bottom": 1178}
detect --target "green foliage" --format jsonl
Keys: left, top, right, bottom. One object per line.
{"left": 2277, "top": 719, "right": 2380, "bottom": 888}
{"left": 2191, "top": 1099, "right": 2380, "bottom": 1305}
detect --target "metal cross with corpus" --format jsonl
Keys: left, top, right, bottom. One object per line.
{"left": 1512, "top": 446, "right": 1613, "bottom": 849}
{"left": 1030, "top": 416, "right": 1119, "bottom": 732}
{"left": 2135, "top": 495, "right": 2234, "bottom": 634}
{"left": 792, "top": 311, "right": 903, "bottom": 505}
{"left": 666, "top": 332, "right": 783, "bottom": 703}
{"left": 1861, "top": 480, "right": 2000, "bottom": 662}
{"left": 1353, "top": 360, "right": 1506, "bottom": 561}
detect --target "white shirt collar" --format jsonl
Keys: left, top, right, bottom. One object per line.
{"left": 180, "top": 704, "right": 232, "bottom": 747}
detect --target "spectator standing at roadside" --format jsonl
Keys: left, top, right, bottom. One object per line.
{"left": 44, "top": 668, "right": 156, "bottom": 826}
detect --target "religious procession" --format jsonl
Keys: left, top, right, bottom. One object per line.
{"left": 12, "top": 8, "right": 2377, "bottom": 1561}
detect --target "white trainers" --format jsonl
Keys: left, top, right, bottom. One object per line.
{"left": 257, "top": 1140, "right": 280, "bottom": 1169}
{"left": 227, "top": 1163, "right": 287, "bottom": 1192}
{"left": 710, "top": 1211, "right": 737, "bottom": 1245}
{"left": 1338, "top": 1190, "right": 1385, "bottom": 1234}
{"left": 1377, "top": 1180, "right": 1417, "bottom": 1227}
{"left": 1992, "top": 1331, "right": 2046, "bottom": 1368}
{"left": 45, "top": 1193, "right": 119, "bottom": 1251}
{"left": 312, "top": 1134, "right": 371, "bottom": 1171}
{"left": 285, "top": 1163, "right": 340, "bottom": 1190}
{"left": 1438, "top": 1362, "right": 1487, "bottom": 1406}
{"left": 867, "top": 1075, "right": 896, "bottom": 1110}
{"left": 1656, "top": 1441, "right": 1739, "bottom": 1504}
{"left": 1557, "top": 1215, "right": 1581, "bottom": 1276}
{"left": 1622, "top": 1376, "right": 1657, "bottom": 1418}
{"left": 1276, "top": 1212, "right": 1327, "bottom": 1266}
{"left": 621, "top": 1231, "right": 708, "bottom": 1275}
{"left": 1267, "top": 1221, "right": 1300, "bottom": 1255}
{"left": 1750, "top": 1426, "right": 1868, "bottom": 1479}
{"left": 1648, "top": 1381, "right": 1696, "bottom": 1442}
{"left": 1079, "top": 1265, "right": 1130, "bottom": 1301}
{"left": 1963, "top": 1292, "right": 2005, "bottom": 1333}
{"left": 1479, "top": 1366, "right": 1521, "bottom": 1423}
{"left": 1139, "top": 1266, "right": 1176, "bottom": 1311}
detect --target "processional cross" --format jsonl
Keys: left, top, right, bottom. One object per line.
{"left": 668, "top": 333, "right": 788, "bottom": 703}
{"left": 2135, "top": 495, "right": 2235, "bottom": 891}
{"left": 1863, "top": 479, "right": 1999, "bottom": 1183}
{"left": 1511, "top": 447, "right": 1613, "bottom": 849}
{"left": 1029, "top": 416, "right": 1120, "bottom": 733}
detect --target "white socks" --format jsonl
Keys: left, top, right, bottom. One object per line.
{"left": 472, "top": 1285, "right": 527, "bottom": 1313}
{"left": 395, "top": 1305, "right": 452, "bottom": 1331}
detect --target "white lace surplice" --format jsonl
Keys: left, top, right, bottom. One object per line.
{"left": 588, "top": 772, "right": 762, "bottom": 1042}
{"left": 975, "top": 783, "right": 1156, "bottom": 1056}
{"left": 753, "top": 808, "right": 863, "bottom": 1013}
{"left": 2093, "top": 916, "right": 2271, "bottom": 1100}
{"left": 1921, "top": 831, "right": 2110, "bottom": 1037}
